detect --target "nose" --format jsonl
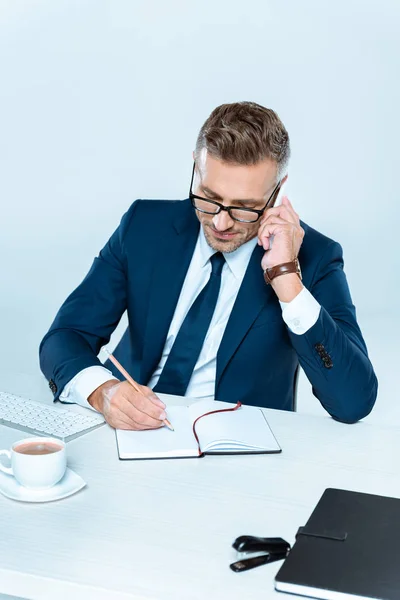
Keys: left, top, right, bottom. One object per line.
{"left": 212, "top": 209, "right": 234, "bottom": 231}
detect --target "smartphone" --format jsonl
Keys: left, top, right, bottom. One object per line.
{"left": 273, "top": 179, "right": 287, "bottom": 208}
{"left": 263, "top": 180, "right": 287, "bottom": 251}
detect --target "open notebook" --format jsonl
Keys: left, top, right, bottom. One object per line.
{"left": 116, "top": 400, "right": 281, "bottom": 459}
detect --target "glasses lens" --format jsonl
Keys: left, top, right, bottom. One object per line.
{"left": 192, "top": 198, "right": 220, "bottom": 214}
{"left": 230, "top": 209, "right": 259, "bottom": 223}
{"left": 192, "top": 197, "right": 260, "bottom": 222}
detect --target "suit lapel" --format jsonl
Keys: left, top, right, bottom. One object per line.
{"left": 141, "top": 202, "right": 200, "bottom": 385}
{"left": 215, "top": 244, "right": 276, "bottom": 389}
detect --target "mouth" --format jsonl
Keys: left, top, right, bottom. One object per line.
{"left": 208, "top": 227, "right": 238, "bottom": 240}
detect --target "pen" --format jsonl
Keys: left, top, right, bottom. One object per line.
{"left": 102, "top": 348, "right": 174, "bottom": 431}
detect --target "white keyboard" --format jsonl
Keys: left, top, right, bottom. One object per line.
{"left": 0, "top": 391, "right": 106, "bottom": 442}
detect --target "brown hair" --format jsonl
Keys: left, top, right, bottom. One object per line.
{"left": 195, "top": 101, "right": 290, "bottom": 178}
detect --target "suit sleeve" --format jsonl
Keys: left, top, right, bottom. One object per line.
{"left": 39, "top": 201, "right": 138, "bottom": 400}
{"left": 288, "top": 241, "right": 378, "bottom": 423}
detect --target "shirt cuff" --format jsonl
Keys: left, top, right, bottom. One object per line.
{"left": 59, "top": 366, "right": 117, "bottom": 412}
{"left": 279, "top": 287, "right": 321, "bottom": 335}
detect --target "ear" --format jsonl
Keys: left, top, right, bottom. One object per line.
{"left": 192, "top": 150, "right": 195, "bottom": 161}
{"left": 281, "top": 174, "right": 289, "bottom": 186}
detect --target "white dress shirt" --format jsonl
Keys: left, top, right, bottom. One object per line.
{"left": 60, "top": 228, "right": 321, "bottom": 410}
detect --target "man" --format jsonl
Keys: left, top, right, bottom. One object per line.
{"left": 39, "top": 101, "right": 377, "bottom": 430}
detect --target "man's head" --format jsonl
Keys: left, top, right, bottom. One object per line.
{"left": 192, "top": 102, "right": 290, "bottom": 253}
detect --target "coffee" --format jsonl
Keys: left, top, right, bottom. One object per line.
{"left": 0, "top": 437, "right": 67, "bottom": 489}
{"left": 15, "top": 441, "right": 62, "bottom": 456}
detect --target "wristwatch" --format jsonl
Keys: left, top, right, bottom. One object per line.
{"left": 263, "top": 258, "right": 302, "bottom": 285}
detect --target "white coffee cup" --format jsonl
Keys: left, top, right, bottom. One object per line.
{"left": 0, "top": 437, "right": 67, "bottom": 490}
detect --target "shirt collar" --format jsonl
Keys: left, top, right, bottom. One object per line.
{"left": 198, "top": 226, "right": 258, "bottom": 280}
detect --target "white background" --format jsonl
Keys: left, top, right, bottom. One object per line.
{"left": 0, "top": 0, "right": 399, "bottom": 424}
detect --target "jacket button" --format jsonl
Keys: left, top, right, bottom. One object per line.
{"left": 48, "top": 379, "right": 57, "bottom": 394}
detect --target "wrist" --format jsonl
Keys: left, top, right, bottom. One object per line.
{"left": 271, "top": 273, "right": 304, "bottom": 302}
{"left": 263, "top": 258, "right": 303, "bottom": 302}
{"left": 88, "top": 378, "right": 119, "bottom": 412}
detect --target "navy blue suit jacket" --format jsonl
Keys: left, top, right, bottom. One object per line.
{"left": 39, "top": 199, "right": 377, "bottom": 423}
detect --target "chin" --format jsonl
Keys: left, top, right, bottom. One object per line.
{"left": 204, "top": 229, "right": 245, "bottom": 254}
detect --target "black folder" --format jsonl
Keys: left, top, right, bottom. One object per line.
{"left": 275, "top": 488, "right": 400, "bottom": 600}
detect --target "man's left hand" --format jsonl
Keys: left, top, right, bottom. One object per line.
{"left": 258, "top": 196, "right": 304, "bottom": 271}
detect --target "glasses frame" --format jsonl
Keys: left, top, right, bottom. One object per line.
{"left": 189, "top": 162, "right": 282, "bottom": 223}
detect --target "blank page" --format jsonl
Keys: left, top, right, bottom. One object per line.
{"left": 116, "top": 406, "right": 199, "bottom": 459}
{"left": 189, "top": 400, "right": 281, "bottom": 454}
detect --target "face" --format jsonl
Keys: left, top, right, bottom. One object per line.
{"left": 193, "top": 151, "right": 280, "bottom": 253}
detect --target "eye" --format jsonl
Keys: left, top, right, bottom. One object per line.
{"left": 203, "top": 190, "right": 218, "bottom": 200}
{"left": 236, "top": 202, "right": 257, "bottom": 210}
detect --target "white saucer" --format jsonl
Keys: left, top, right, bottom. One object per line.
{"left": 0, "top": 468, "right": 86, "bottom": 503}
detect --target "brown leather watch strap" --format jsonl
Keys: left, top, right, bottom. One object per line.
{"left": 264, "top": 258, "right": 302, "bottom": 285}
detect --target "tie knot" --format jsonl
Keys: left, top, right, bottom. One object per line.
{"left": 210, "top": 252, "right": 225, "bottom": 277}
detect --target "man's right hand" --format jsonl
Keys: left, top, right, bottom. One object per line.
{"left": 88, "top": 380, "right": 166, "bottom": 430}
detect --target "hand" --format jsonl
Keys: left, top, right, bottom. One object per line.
{"left": 258, "top": 196, "right": 304, "bottom": 271}
{"left": 88, "top": 379, "right": 167, "bottom": 430}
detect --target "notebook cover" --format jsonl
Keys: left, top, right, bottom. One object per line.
{"left": 275, "top": 488, "right": 400, "bottom": 600}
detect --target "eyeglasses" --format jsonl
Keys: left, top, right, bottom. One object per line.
{"left": 189, "top": 162, "right": 282, "bottom": 223}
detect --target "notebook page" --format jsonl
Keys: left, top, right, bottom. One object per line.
{"left": 188, "top": 399, "right": 224, "bottom": 422}
{"left": 116, "top": 405, "right": 199, "bottom": 459}
{"left": 188, "top": 400, "right": 280, "bottom": 453}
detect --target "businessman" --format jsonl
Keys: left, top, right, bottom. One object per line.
{"left": 40, "top": 101, "right": 378, "bottom": 430}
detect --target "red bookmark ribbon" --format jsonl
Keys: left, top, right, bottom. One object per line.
{"left": 192, "top": 402, "right": 242, "bottom": 456}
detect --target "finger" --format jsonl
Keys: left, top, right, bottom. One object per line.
{"left": 262, "top": 195, "right": 299, "bottom": 220}
{"left": 107, "top": 395, "right": 164, "bottom": 430}
{"left": 105, "top": 382, "right": 165, "bottom": 426}
{"left": 110, "top": 407, "right": 163, "bottom": 431}
{"left": 281, "top": 196, "right": 300, "bottom": 222}
{"left": 261, "top": 203, "right": 298, "bottom": 226}
{"left": 118, "top": 381, "right": 166, "bottom": 419}
{"left": 119, "top": 392, "right": 167, "bottom": 428}
{"left": 257, "top": 220, "right": 277, "bottom": 246}
{"left": 260, "top": 215, "right": 289, "bottom": 227}
{"left": 282, "top": 195, "right": 293, "bottom": 208}
{"left": 105, "top": 406, "right": 141, "bottom": 430}
{"left": 139, "top": 385, "right": 166, "bottom": 409}
{"left": 258, "top": 219, "right": 293, "bottom": 247}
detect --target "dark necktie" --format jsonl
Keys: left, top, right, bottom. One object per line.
{"left": 154, "top": 252, "right": 225, "bottom": 396}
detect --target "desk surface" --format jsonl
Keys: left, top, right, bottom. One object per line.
{"left": 1, "top": 395, "right": 400, "bottom": 600}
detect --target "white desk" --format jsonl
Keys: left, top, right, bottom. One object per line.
{"left": 1, "top": 396, "right": 400, "bottom": 600}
